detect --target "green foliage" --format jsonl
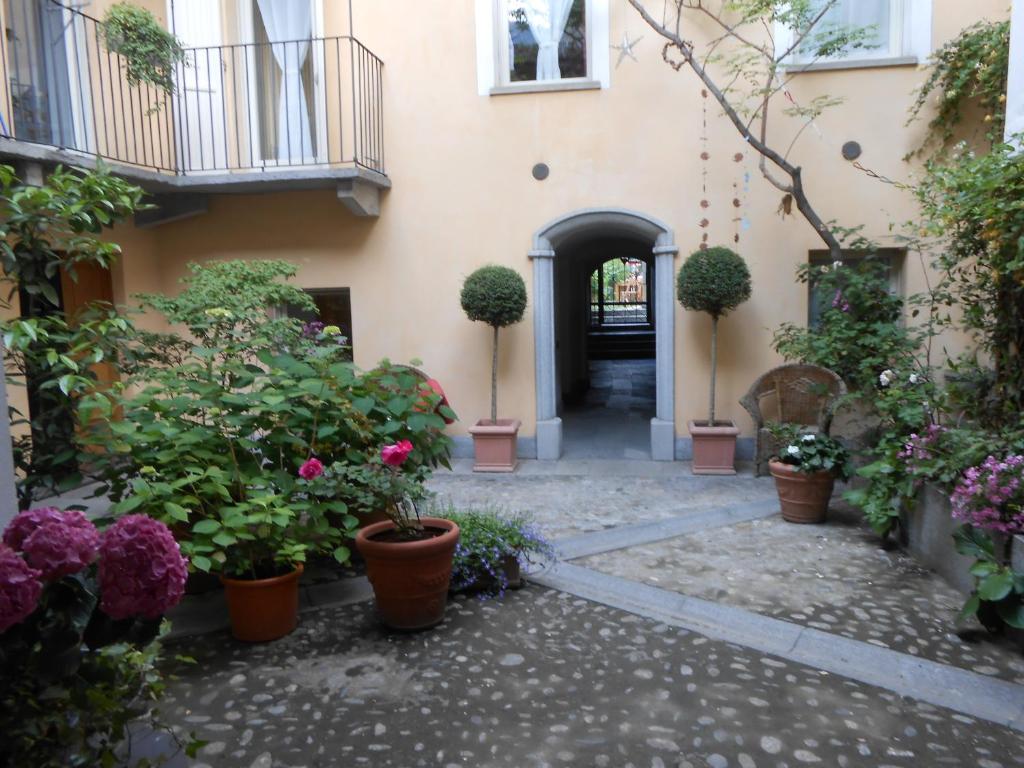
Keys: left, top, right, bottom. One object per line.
{"left": 0, "top": 165, "right": 145, "bottom": 507}
{"left": 0, "top": 575, "right": 182, "bottom": 767}
{"left": 954, "top": 526, "right": 1024, "bottom": 631}
{"left": 915, "top": 140, "right": 1024, "bottom": 424}
{"left": 83, "top": 262, "right": 453, "bottom": 578}
{"left": 102, "top": 2, "right": 185, "bottom": 99}
{"left": 676, "top": 247, "right": 751, "bottom": 319}
{"left": 767, "top": 423, "right": 850, "bottom": 480}
{"left": 460, "top": 265, "right": 528, "bottom": 328}
{"left": 772, "top": 256, "right": 924, "bottom": 391}
{"left": 908, "top": 20, "right": 1010, "bottom": 157}
{"left": 438, "top": 506, "right": 554, "bottom": 595}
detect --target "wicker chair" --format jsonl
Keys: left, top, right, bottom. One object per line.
{"left": 739, "top": 363, "right": 847, "bottom": 476}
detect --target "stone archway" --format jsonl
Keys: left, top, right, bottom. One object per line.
{"left": 529, "top": 208, "right": 678, "bottom": 461}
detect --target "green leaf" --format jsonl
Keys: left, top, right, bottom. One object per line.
{"left": 191, "top": 519, "right": 221, "bottom": 535}
{"left": 212, "top": 531, "right": 237, "bottom": 547}
{"left": 112, "top": 494, "right": 145, "bottom": 514}
{"left": 163, "top": 502, "right": 190, "bottom": 522}
{"left": 996, "top": 599, "right": 1024, "bottom": 629}
{"left": 190, "top": 555, "right": 212, "bottom": 572}
{"left": 333, "top": 546, "right": 351, "bottom": 564}
{"left": 978, "top": 571, "right": 1014, "bottom": 602}
{"left": 958, "top": 594, "right": 981, "bottom": 622}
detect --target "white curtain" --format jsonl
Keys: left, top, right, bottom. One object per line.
{"left": 255, "top": 0, "right": 313, "bottom": 161}
{"left": 816, "top": 0, "right": 891, "bottom": 56}
{"left": 520, "top": 0, "right": 575, "bottom": 80}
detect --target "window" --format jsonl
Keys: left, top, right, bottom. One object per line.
{"left": 475, "top": 0, "right": 609, "bottom": 94}
{"left": 589, "top": 258, "right": 650, "bottom": 327}
{"left": 807, "top": 250, "right": 903, "bottom": 327}
{"left": 780, "top": 0, "right": 932, "bottom": 69}
{"left": 283, "top": 288, "right": 354, "bottom": 359}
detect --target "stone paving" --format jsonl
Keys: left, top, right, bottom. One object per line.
{"left": 164, "top": 588, "right": 1024, "bottom": 768}
{"left": 158, "top": 461, "right": 1024, "bottom": 766}
{"left": 577, "top": 507, "right": 1024, "bottom": 686}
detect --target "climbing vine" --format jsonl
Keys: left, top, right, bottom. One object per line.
{"left": 908, "top": 20, "right": 1010, "bottom": 156}
{"left": 101, "top": 2, "right": 185, "bottom": 98}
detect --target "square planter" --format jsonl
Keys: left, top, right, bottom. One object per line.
{"left": 469, "top": 419, "right": 521, "bottom": 473}
{"left": 688, "top": 420, "right": 740, "bottom": 475}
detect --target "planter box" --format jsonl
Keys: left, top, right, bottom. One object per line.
{"left": 688, "top": 420, "right": 739, "bottom": 475}
{"left": 903, "top": 483, "right": 1024, "bottom": 596}
{"left": 469, "top": 419, "right": 521, "bottom": 473}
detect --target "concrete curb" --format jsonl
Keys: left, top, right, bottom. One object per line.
{"left": 532, "top": 561, "right": 1024, "bottom": 732}
{"left": 555, "top": 499, "right": 779, "bottom": 560}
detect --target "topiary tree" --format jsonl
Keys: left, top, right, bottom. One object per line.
{"left": 677, "top": 247, "right": 752, "bottom": 426}
{"left": 460, "top": 266, "right": 528, "bottom": 423}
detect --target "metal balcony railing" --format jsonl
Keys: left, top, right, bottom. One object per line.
{"left": 0, "top": 0, "right": 385, "bottom": 177}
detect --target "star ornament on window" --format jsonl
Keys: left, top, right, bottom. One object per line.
{"left": 611, "top": 32, "right": 643, "bottom": 67}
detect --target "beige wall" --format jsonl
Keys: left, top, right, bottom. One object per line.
{"left": 41, "top": 0, "right": 1015, "bottom": 445}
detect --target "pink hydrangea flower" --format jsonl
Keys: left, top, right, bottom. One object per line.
{"left": 298, "top": 457, "right": 324, "bottom": 480}
{"left": 381, "top": 440, "right": 414, "bottom": 467}
{"left": 3, "top": 507, "right": 64, "bottom": 551}
{"left": 0, "top": 546, "right": 42, "bottom": 634}
{"left": 951, "top": 455, "right": 1024, "bottom": 535}
{"left": 21, "top": 511, "right": 100, "bottom": 582}
{"left": 98, "top": 516, "right": 188, "bottom": 621}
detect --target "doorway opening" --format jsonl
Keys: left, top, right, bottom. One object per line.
{"left": 557, "top": 239, "right": 657, "bottom": 458}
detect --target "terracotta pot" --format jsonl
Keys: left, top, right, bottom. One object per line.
{"left": 469, "top": 419, "right": 521, "bottom": 473}
{"left": 769, "top": 460, "right": 835, "bottom": 524}
{"left": 220, "top": 563, "right": 303, "bottom": 643}
{"left": 355, "top": 517, "right": 460, "bottom": 630}
{"left": 689, "top": 420, "right": 740, "bottom": 475}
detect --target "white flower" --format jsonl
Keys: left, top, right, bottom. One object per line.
{"left": 802, "top": 434, "right": 816, "bottom": 443}
{"left": 787, "top": 445, "right": 801, "bottom": 456}
{"left": 908, "top": 373, "right": 921, "bottom": 385}
{"left": 879, "top": 369, "right": 895, "bottom": 387}
{"left": 832, "top": 260, "right": 843, "bottom": 270}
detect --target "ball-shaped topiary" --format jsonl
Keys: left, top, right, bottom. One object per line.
{"left": 460, "top": 265, "right": 528, "bottom": 328}
{"left": 676, "top": 247, "right": 752, "bottom": 319}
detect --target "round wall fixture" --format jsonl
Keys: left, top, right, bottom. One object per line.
{"left": 532, "top": 163, "right": 550, "bottom": 181}
{"left": 841, "top": 141, "right": 862, "bottom": 161}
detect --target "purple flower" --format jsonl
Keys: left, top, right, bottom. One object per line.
{"left": 3, "top": 507, "right": 63, "bottom": 551}
{"left": 951, "top": 455, "right": 1024, "bottom": 535}
{"left": 0, "top": 545, "right": 42, "bottom": 634}
{"left": 299, "top": 457, "right": 325, "bottom": 480}
{"left": 21, "top": 511, "right": 100, "bottom": 582}
{"left": 98, "top": 516, "right": 188, "bottom": 620}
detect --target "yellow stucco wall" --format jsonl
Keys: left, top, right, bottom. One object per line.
{"left": 8, "top": 0, "right": 1012, "bottom": 448}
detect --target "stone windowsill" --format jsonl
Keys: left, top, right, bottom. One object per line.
{"left": 784, "top": 56, "right": 919, "bottom": 74}
{"left": 490, "top": 79, "right": 602, "bottom": 96}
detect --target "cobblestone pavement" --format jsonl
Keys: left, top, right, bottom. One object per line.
{"left": 426, "top": 468, "right": 777, "bottom": 540}
{"left": 576, "top": 509, "right": 1024, "bottom": 686}
{"left": 164, "top": 588, "right": 1024, "bottom": 768}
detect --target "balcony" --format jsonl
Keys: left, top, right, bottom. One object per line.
{"left": 0, "top": 0, "right": 387, "bottom": 218}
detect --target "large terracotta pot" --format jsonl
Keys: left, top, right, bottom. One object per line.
{"left": 769, "top": 460, "right": 835, "bottom": 524}
{"left": 689, "top": 420, "right": 740, "bottom": 475}
{"left": 220, "top": 564, "right": 303, "bottom": 643}
{"left": 355, "top": 517, "right": 460, "bottom": 630}
{"left": 468, "top": 419, "right": 521, "bottom": 472}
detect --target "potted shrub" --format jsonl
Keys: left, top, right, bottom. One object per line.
{"left": 1, "top": 508, "right": 189, "bottom": 765}
{"left": 677, "top": 247, "right": 752, "bottom": 474}
{"left": 461, "top": 265, "right": 528, "bottom": 472}
{"left": 439, "top": 507, "right": 554, "bottom": 596}
{"left": 768, "top": 425, "right": 851, "bottom": 524}
{"left": 352, "top": 443, "right": 460, "bottom": 630}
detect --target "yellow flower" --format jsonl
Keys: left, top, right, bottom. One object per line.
{"left": 322, "top": 325, "right": 342, "bottom": 336}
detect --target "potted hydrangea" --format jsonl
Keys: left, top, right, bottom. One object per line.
{"left": 1, "top": 508, "right": 187, "bottom": 766}
{"left": 768, "top": 425, "right": 851, "bottom": 523}
{"left": 461, "top": 265, "right": 528, "bottom": 472}
{"left": 677, "top": 247, "right": 752, "bottom": 474}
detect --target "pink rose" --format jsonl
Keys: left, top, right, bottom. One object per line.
{"left": 299, "top": 457, "right": 324, "bottom": 480}
{"left": 381, "top": 440, "right": 414, "bottom": 467}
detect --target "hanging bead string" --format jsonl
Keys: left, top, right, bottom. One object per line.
{"left": 732, "top": 151, "right": 750, "bottom": 245}
{"left": 699, "top": 88, "right": 710, "bottom": 250}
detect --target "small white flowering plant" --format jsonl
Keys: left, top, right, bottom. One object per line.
{"left": 767, "top": 423, "right": 851, "bottom": 479}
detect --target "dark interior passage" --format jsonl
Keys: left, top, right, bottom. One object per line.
{"left": 562, "top": 358, "right": 656, "bottom": 459}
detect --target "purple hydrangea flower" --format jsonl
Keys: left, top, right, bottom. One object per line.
{"left": 2, "top": 507, "right": 64, "bottom": 550}
{"left": 951, "top": 455, "right": 1024, "bottom": 535}
{"left": 21, "top": 511, "right": 100, "bottom": 582}
{"left": 98, "top": 516, "right": 188, "bottom": 620}
{"left": 0, "top": 545, "right": 42, "bottom": 634}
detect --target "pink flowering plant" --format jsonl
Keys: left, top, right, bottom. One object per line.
{"left": 0, "top": 508, "right": 190, "bottom": 767}
{"left": 80, "top": 261, "right": 454, "bottom": 578}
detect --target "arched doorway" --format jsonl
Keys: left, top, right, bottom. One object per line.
{"left": 529, "top": 208, "right": 678, "bottom": 460}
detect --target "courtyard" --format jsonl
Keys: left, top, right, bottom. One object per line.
{"left": 157, "top": 461, "right": 1024, "bottom": 768}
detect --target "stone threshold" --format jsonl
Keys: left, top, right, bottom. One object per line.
{"left": 531, "top": 561, "right": 1024, "bottom": 733}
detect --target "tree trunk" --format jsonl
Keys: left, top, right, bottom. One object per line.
{"left": 709, "top": 314, "right": 718, "bottom": 425}
{"left": 491, "top": 324, "right": 499, "bottom": 424}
